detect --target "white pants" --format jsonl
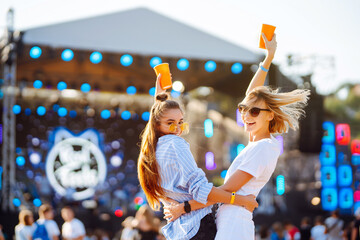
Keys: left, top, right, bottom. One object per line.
{"left": 215, "top": 204, "right": 255, "bottom": 240}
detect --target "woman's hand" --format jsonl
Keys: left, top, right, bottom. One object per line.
{"left": 163, "top": 202, "right": 184, "bottom": 222}
{"left": 155, "top": 74, "right": 167, "bottom": 97}
{"left": 236, "top": 194, "right": 258, "bottom": 212}
{"left": 262, "top": 32, "right": 277, "bottom": 58}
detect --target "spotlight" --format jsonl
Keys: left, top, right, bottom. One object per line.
{"left": 81, "top": 83, "right": 91, "bottom": 93}
{"left": 90, "top": 52, "right": 102, "bottom": 64}
{"left": 57, "top": 81, "right": 67, "bottom": 91}
{"left": 205, "top": 60, "right": 216, "bottom": 72}
{"left": 237, "top": 144, "right": 245, "bottom": 155}
{"left": 33, "top": 198, "right": 42, "bottom": 207}
{"left": 121, "top": 111, "right": 131, "bottom": 120}
{"left": 13, "top": 198, "right": 21, "bottom": 207}
{"left": 149, "top": 87, "right": 156, "bottom": 96}
{"left": 120, "top": 54, "right": 133, "bottom": 66}
{"left": 69, "top": 110, "right": 77, "bottom": 118}
{"left": 110, "top": 155, "right": 122, "bottom": 167}
{"left": 101, "top": 110, "right": 111, "bottom": 119}
{"left": 37, "top": 106, "right": 46, "bottom": 116}
{"left": 30, "top": 46, "right": 42, "bottom": 59}
{"left": 58, "top": 107, "right": 68, "bottom": 117}
{"left": 150, "top": 57, "right": 162, "bottom": 68}
{"left": 205, "top": 152, "right": 216, "bottom": 170}
{"left": 204, "top": 119, "right": 214, "bottom": 138}
{"left": 231, "top": 63, "right": 243, "bottom": 74}
{"left": 142, "top": 112, "right": 150, "bottom": 121}
{"left": 61, "top": 49, "right": 74, "bottom": 62}
{"left": 126, "top": 86, "right": 137, "bottom": 95}
{"left": 16, "top": 156, "right": 25, "bottom": 166}
{"left": 177, "top": 58, "right": 189, "bottom": 71}
{"left": 172, "top": 81, "right": 185, "bottom": 92}
{"left": 33, "top": 80, "right": 43, "bottom": 89}
{"left": 13, "top": 105, "right": 21, "bottom": 115}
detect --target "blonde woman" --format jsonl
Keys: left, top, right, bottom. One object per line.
{"left": 164, "top": 33, "right": 310, "bottom": 240}
{"left": 15, "top": 209, "right": 36, "bottom": 240}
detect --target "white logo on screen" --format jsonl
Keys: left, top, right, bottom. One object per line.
{"left": 46, "top": 128, "right": 106, "bottom": 201}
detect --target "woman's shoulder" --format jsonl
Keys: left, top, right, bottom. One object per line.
{"left": 158, "top": 134, "right": 188, "bottom": 147}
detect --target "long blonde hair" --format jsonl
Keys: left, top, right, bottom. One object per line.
{"left": 241, "top": 86, "right": 310, "bottom": 134}
{"left": 137, "top": 93, "right": 183, "bottom": 210}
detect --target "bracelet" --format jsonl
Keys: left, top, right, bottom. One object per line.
{"left": 230, "top": 192, "right": 236, "bottom": 205}
{"left": 184, "top": 201, "right": 191, "bottom": 213}
{"left": 259, "top": 62, "right": 269, "bottom": 72}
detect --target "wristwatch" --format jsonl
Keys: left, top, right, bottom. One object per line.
{"left": 184, "top": 201, "right": 191, "bottom": 213}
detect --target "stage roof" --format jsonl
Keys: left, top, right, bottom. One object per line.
{"left": 22, "top": 7, "right": 261, "bottom": 63}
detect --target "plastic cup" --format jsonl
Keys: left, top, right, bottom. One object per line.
{"left": 259, "top": 24, "right": 276, "bottom": 49}
{"left": 153, "top": 63, "right": 172, "bottom": 90}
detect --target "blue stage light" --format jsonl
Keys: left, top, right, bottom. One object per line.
{"left": 320, "top": 144, "right": 336, "bottom": 166}
{"left": 90, "top": 52, "right": 102, "bottom": 64}
{"left": 321, "top": 166, "right": 337, "bottom": 187}
{"left": 61, "top": 49, "right": 74, "bottom": 62}
{"left": 237, "top": 144, "right": 245, "bottom": 155}
{"left": 30, "top": 46, "right": 42, "bottom": 59}
{"left": 81, "top": 83, "right": 91, "bottom": 93}
{"left": 205, "top": 61, "right": 216, "bottom": 72}
{"left": 321, "top": 188, "right": 337, "bottom": 211}
{"left": 16, "top": 156, "right": 25, "bottom": 166}
{"left": 231, "top": 63, "right": 243, "bottom": 74}
{"left": 149, "top": 87, "right": 156, "bottom": 96}
{"left": 57, "top": 81, "right": 67, "bottom": 91}
{"left": 322, "top": 121, "right": 335, "bottom": 144}
{"left": 204, "top": 119, "right": 214, "bottom": 138}
{"left": 33, "top": 198, "right": 42, "bottom": 207}
{"left": 58, "top": 107, "right": 68, "bottom": 117}
{"left": 53, "top": 104, "right": 60, "bottom": 111}
{"left": 101, "top": 110, "right": 111, "bottom": 119}
{"left": 126, "top": 86, "right": 137, "bottom": 95}
{"left": 33, "top": 80, "right": 43, "bottom": 89}
{"left": 121, "top": 111, "right": 131, "bottom": 120}
{"left": 142, "top": 112, "right": 150, "bottom": 121}
{"left": 339, "top": 188, "right": 353, "bottom": 209}
{"left": 171, "top": 90, "right": 181, "bottom": 98}
{"left": 16, "top": 148, "right": 22, "bottom": 154}
{"left": 276, "top": 175, "right": 285, "bottom": 195}
{"left": 221, "top": 170, "right": 227, "bottom": 179}
{"left": 177, "top": 58, "right": 189, "bottom": 71}
{"left": 13, "top": 105, "right": 21, "bottom": 115}
{"left": 13, "top": 198, "right": 21, "bottom": 207}
{"left": 338, "top": 165, "right": 352, "bottom": 187}
{"left": 69, "top": 110, "right": 77, "bottom": 118}
{"left": 150, "top": 57, "right": 162, "bottom": 68}
{"left": 120, "top": 54, "right": 133, "bottom": 66}
{"left": 37, "top": 106, "right": 46, "bottom": 116}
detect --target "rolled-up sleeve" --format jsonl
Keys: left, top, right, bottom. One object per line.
{"left": 171, "top": 139, "right": 213, "bottom": 204}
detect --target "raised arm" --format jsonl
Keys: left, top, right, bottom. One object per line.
{"left": 154, "top": 74, "right": 167, "bottom": 100}
{"left": 245, "top": 33, "right": 277, "bottom": 95}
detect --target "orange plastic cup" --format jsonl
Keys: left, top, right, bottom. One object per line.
{"left": 259, "top": 24, "right": 276, "bottom": 49}
{"left": 153, "top": 63, "right": 172, "bottom": 90}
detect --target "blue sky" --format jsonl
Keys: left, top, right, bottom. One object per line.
{"left": 1, "top": 0, "right": 359, "bottom": 94}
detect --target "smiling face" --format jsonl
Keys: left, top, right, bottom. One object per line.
{"left": 158, "top": 108, "right": 185, "bottom": 136}
{"left": 240, "top": 98, "right": 274, "bottom": 138}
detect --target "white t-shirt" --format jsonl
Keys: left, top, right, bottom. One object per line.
{"left": 218, "top": 135, "right": 280, "bottom": 218}
{"left": 311, "top": 225, "right": 327, "bottom": 240}
{"left": 37, "top": 219, "right": 60, "bottom": 240}
{"left": 15, "top": 224, "right": 36, "bottom": 240}
{"left": 62, "top": 218, "right": 86, "bottom": 239}
{"left": 225, "top": 135, "right": 280, "bottom": 197}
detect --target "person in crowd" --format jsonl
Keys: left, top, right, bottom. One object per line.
{"left": 300, "top": 217, "right": 311, "bottom": 240}
{"left": 351, "top": 208, "right": 360, "bottom": 240}
{"left": 311, "top": 216, "right": 326, "bottom": 240}
{"left": 325, "top": 210, "right": 344, "bottom": 240}
{"left": 270, "top": 222, "right": 286, "bottom": 240}
{"left": 15, "top": 209, "right": 36, "bottom": 240}
{"left": 284, "top": 220, "right": 301, "bottom": 240}
{"left": 120, "top": 216, "right": 139, "bottom": 240}
{"left": 61, "top": 206, "right": 86, "bottom": 240}
{"left": 133, "top": 205, "right": 160, "bottom": 240}
{"left": 36, "top": 204, "right": 60, "bottom": 240}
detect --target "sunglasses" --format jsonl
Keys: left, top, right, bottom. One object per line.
{"left": 238, "top": 104, "right": 271, "bottom": 117}
{"left": 168, "top": 122, "right": 189, "bottom": 133}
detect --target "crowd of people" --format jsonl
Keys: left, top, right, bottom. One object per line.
{"left": 7, "top": 203, "right": 360, "bottom": 240}
{"left": 255, "top": 210, "right": 359, "bottom": 240}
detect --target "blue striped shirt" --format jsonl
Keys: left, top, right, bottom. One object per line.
{"left": 156, "top": 134, "right": 213, "bottom": 240}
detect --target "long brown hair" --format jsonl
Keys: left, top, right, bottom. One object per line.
{"left": 138, "top": 93, "right": 183, "bottom": 210}
{"left": 241, "top": 86, "right": 310, "bottom": 134}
